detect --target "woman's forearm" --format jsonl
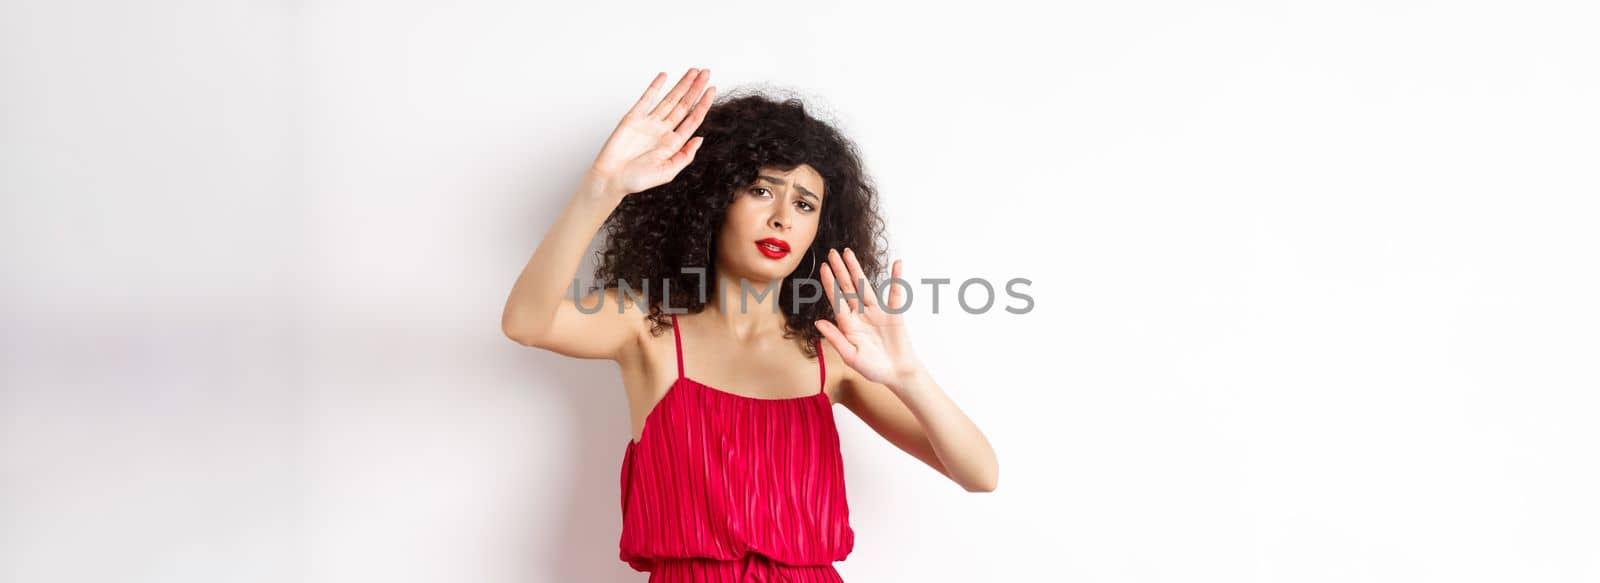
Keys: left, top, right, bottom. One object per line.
{"left": 889, "top": 365, "right": 1001, "bottom": 492}
{"left": 501, "top": 169, "right": 627, "bottom": 344}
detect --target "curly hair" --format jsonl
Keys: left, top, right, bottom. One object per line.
{"left": 588, "top": 87, "right": 888, "bottom": 358}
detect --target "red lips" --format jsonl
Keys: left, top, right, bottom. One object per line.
{"left": 755, "top": 237, "right": 790, "bottom": 259}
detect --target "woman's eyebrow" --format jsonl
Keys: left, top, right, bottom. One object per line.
{"left": 756, "top": 175, "right": 820, "bottom": 201}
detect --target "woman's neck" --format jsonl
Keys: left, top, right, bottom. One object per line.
{"left": 704, "top": 271, "right": 789, "bottom": 339}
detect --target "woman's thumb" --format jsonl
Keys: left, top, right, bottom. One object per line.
{"left": 671, "top": 137, "right": 704, "bottom": 169}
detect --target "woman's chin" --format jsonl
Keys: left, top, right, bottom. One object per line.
{"left": 726, "top": 263, "right": 789, "bottom": 286}
{"left": 757, "top": 268, "right": 790, "bottom": 284}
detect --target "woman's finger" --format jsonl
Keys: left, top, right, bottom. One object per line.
{"left": 815, "top": 318, "right": 855, "bottom": 362}
{"left": 820, "top": 263, "right": 860, "bottom": 330}
{"left": 665, "top": 137, "right": 703, "bottom": 172}
{"left": 826, "top": 249, "right": 860, "bottom": 314}
{"left": 887, "top": 259, "right": 904, "bottom": 311}
{"left": 664, "top": 70, "right": 710, "bottom": 127}
{"left": 673, "top": 85, "right": 715, "bottom": 139}
{"left": 843, "top": 248, "right": 878, "bottom": 311}
{"left": 625, "top": 72, "right": 667, "bottom": 119}
{"left": 819, "top": 262, "right": 845, "bottom": 323}
{"left": 649, "top": 68, "right": 702, "bottom": 120}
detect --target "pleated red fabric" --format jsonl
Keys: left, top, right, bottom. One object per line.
{"left": 619, "top": 313, "right": 855, "bottom": 582}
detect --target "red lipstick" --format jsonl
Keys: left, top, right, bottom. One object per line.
{"left": 755, "top": 237, "right": 790, "bottom": 259}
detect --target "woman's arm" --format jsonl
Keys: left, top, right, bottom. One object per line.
{"left": 500, "top": 172, "right": 638, "bottom": 359}
{"left": 501, "top": 68, "right": 716, "bottom": 360}
{"left": 817, "top": 248, "right": 1000, "bottom": 492}
{"left": 840, "top": 362, "right": 999, "bottom": 493}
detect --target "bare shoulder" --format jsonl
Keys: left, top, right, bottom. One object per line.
{"left": 819, "top": 338, "right": 854, "bottom": 405}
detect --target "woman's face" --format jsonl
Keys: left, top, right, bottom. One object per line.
{"left": 715, "top": 164, "right": 826, "bottom": 284}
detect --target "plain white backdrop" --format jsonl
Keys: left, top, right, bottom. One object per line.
{"left": 4, "top": 0, "right": 1598, "bottom": 581}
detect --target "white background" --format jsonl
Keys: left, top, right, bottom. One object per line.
{"left": 4, "top": 1, "right": 1598, "bottom": 582}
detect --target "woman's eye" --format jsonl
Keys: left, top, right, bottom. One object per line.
{"left": 751, "top": 187, "right": 813, "bottom": 212}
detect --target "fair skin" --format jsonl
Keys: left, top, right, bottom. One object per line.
{"left": 501, "top": 67, "right": 998, "bottom": 493}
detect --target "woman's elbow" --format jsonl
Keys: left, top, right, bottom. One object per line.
{"left": 501, "top": 312, "right": 549, "bottom": 347}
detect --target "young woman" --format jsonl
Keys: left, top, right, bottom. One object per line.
{"left": 501, "top": 67, "right": 998, "bottom": 582}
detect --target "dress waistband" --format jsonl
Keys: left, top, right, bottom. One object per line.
{"left": 649, "top": 553, "right": 843, "bottom": 583}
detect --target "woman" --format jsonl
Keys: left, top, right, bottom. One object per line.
{"left": 501, "top": 67, "right": 998, "bottom": 582}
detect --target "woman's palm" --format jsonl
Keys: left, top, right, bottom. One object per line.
{"left": 816, "top": 249, "right": 922, "bottom": 386}
{"left": 592, "top": 68, "right": 716, "bottom": 195}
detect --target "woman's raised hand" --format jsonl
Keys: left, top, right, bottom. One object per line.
{"left": 816, "top": 249, "right": 926, "bottom": 388}
{"left": 588, "top": 68, "right": 716, "bottom": 196}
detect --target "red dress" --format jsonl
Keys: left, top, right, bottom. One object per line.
{"left": 619, "top": 313, "right": 855, "bottom": 582}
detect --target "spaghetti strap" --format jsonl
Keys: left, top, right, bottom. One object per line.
{"left": 670, "top": 313, "right": 684, "bottom": 380}
{"left": 815, "top": 338, "right": 826, "bottom": 395}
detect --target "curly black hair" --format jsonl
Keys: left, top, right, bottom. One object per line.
{"left": 588, "top": 87, "right": 888, "bottom": 358}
